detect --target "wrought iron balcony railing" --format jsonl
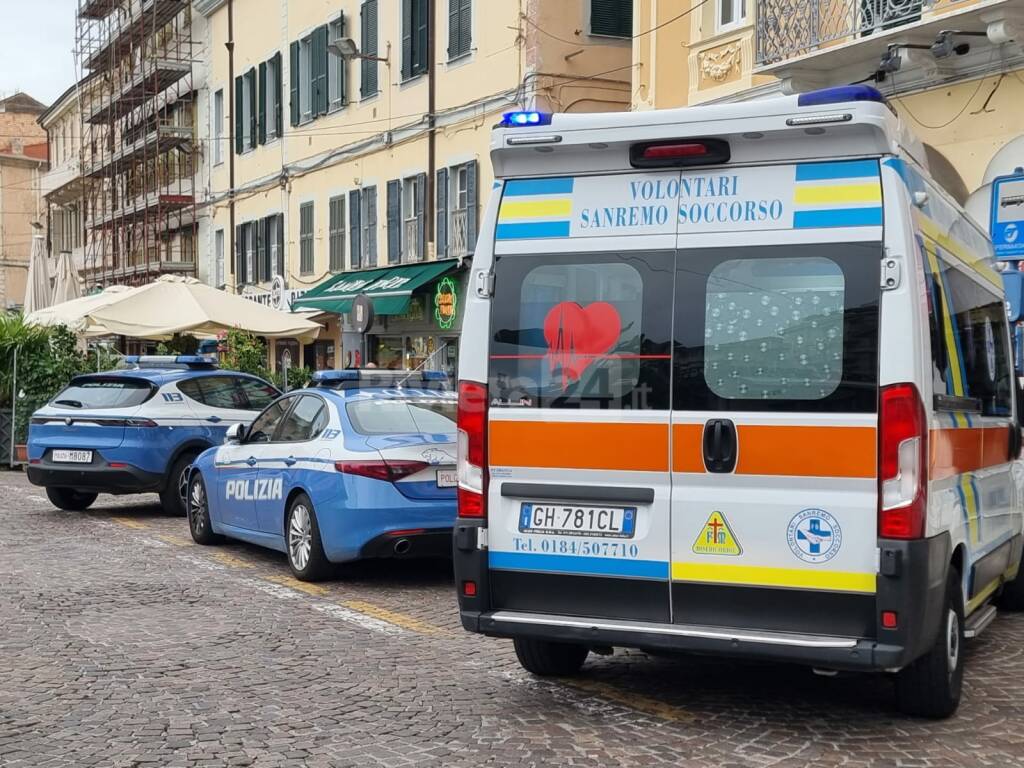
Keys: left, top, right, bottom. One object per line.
{"left": 756, "top": 0, "right": 926, "bottom": 66}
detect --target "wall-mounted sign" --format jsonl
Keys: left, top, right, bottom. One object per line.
{"left": 242, "top": 275, "right": 306, "bottom": 310}
{"left": 434, "top": 276, "right": 458, "bottom": 330}
{"left": 352, "top": 293, "right": 375, "bottom": 334}
{"left": 991, "top": 172, "right": 1024, "bottom": 260}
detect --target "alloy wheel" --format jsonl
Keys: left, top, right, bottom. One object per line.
{"left": 946, "top": 608, "right": 960, "bottom": 678}
{"left": 189, "top": 479, "right": 207, "bottom": 536}
{"left": 177, "top": 463, "right": 192, "bottom": 509}
{"left": 289, "top": 505, "right": 313, "bottom": 571}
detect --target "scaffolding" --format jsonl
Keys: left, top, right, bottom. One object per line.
{"left": 74, "top": 0, "right": 198, "bottom": 288}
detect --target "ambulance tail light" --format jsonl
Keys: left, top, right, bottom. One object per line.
{"left": 630, "top": 138, "right": 730, "bottom": 169}
{"left": 879, "top": 383, "right": 928, "bottom": 539}
{"left": 457, "top": 380, "right": 488, "bottom": 519}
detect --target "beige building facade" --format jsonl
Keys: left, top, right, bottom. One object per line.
{"left": 195, "top": 0, "right": 633, "bottom": 371}
{"left": 632, "top": 0, "right": 1024, "bottom": 227}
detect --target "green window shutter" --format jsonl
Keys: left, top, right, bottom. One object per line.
{"left": 466, "top": 160, "right": 478, "bottom": 253}
{"left": 273, "top": 52, "right": 283, "bottom": 136}
{"left": 234, "top": 224, "right": 244, "bottom": 283}
{"left": 401, "top": 0, "right": 413, "bottom": 80}
{"left": 234, "top": 75, "right": 244, "bottom": 154}
{"left": 447, "top": 0, "right": 459, "bottom": 59}
{"left": 314, "top": 25, "right": 329, "bottom": 116}
{"left": 276, "top": 213, "right": 285, "bottom": 276}
{"left": 590, "top": 0, "right": 632, "bottom": 38}
{"left": 247, "top": 68, "right": 258, "bottom": 149}
{"left": 349, "top": 189, "right": 362, "bottom": 269}
{"left": 258, "top": 61, "right": 267, "bottom": 145}
{"left": 435, "top": 167, "right": 448, "bottom": 258}
{"left": 415, "top": 172, "right": 426, "bottom": 262}
{"left": 361, "top": 0, "right": 378, "bottom": 97}
{"left": 365, "top": 185, "right": 378, "bottom": 266}
{"left": 337, "top": 13, "right": 346, "bottom": 106}
{"left": 387, "top": 179, "right": 401, "bottom": 264}
{"left": 415, "top": 0, "right": 429, "bottom": 76}
{"left": 289, "top": 41, "right": 300, "bottom": 126}
{"left": 459, "top": 0, "right": 471, "bottom": 56}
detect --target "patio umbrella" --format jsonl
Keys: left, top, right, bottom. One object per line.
{"left": 22, "top": 234, "right": 50, "bottom": 316}
{"left": 50, "top": 251, "right": 83, "bottom": 306}
{"left": 25, "top": 284, "right": 136, "bottom": 335}
{"left": 86, "top": 275, "right": 322, "bottom": 343}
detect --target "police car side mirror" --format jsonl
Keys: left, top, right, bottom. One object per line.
{"left": 225, "top": 423, "right": 246, "bottom": 444}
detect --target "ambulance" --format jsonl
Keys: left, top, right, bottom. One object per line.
{"left": 452, "top": 86, "right": 1024, "bottom": 718}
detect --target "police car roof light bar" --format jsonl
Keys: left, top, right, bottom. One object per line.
{"left": 797, "top": 85, "right": 887, "bottom": 108}
{"left": 121, "top": 355, "right": 218, "bottom": 370}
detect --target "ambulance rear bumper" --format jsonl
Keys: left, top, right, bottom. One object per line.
{"left": 466, "top": 610, "right": 910, "bottom": 671}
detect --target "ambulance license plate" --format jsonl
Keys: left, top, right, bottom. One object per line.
{"left": 52, "top": 449, "right": 93, "bottom": 464}
{"left": 519, "top": 503, "right": 636, "bottom": 538}
{"left": 436, "top": 469, "right": 458, "bottom": 488}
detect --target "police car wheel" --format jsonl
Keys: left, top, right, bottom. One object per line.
{"left": 286, "top": 494, "right": 329, "bottom": 582}
{"left": 513, "top": 637, "right": 589, "bottom": 677}
{"left": 187, "top": 473, "right": 220, "bottom": 546}
{"left": 160, "top": 453, "right": 196, "bottom": 517}
{"left": 45, "top": 487, "right": 97, "bottom": 512}
{"left": 895, "top": 569, "right": 964, "bottom": 719}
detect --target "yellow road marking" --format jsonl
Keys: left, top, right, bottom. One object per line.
{"left": 262, "top": 573, "right": 331, "bottom": 597}
{"left": 340, "top": 599, "right": 447, "bottom": 636}
{"left": 156, "top": 533, "right": 193, "bottom": 547}
{"left": 211, "top": 551, "right": 255, "bottom": 568}
{"left": 110, "top": 516, "right": 150, "bottom": 530}
{"left": 564, "top": 679, "right": 693, "bottom": 723}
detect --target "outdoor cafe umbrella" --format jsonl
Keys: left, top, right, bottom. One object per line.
{"left": 50, "top": 251, "right": 83, "bottom": 306}
{"left": 85, "top": 275, "right": 322, "bottom": 343}
{"left": 21, "top": 234, "right": 50, "bottom": 316}
{"left": 25, "top": 284, "right": 136, "bottom": 335}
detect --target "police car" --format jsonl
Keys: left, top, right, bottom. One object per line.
{"left": 186, "top": 370, "right": 458, "bottom": 581}
{"left": 27, "top": 356, "right": 280, "bottom": 515}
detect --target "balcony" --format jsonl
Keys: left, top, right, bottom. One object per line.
{"left": 449, "top": 208, "right": 469, "bottom": 259}
{"left": 403, "top": 220, "right": 421, "bottom": 262}
{"left": 89, "top": 177, "right": 194, "bottom": 230}
{"left": 79, "top": 0, "right": 120, "bottom": 20}
{"left": 755, "top": 0, "right": 1023, "bottom": 93}
{"left": 86, "top": 58, "right": 190, "bottom": 124}
{"left": 82, "top": 0, "right": 188, "bottom": 72}
{"left": 41, "top": 160, "right": 87, "bottom": 204}
{"left": 84, "top": 120, "right": 192, "bottom": 178}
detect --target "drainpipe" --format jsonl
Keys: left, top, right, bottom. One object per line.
{"left": 227, "top": 0, "right": 236, "bottom": 292}
{"left": 426, "top": 0, "right": 436, "bottom": 250}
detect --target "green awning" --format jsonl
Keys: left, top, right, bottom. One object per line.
{"left": 291, "top": 259, "right": 459, "bottom": 316}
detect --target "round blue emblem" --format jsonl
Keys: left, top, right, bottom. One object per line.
{"left": 786, "top": 508, "right": 842, "bottom": 564}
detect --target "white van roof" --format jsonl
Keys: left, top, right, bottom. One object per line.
{"left": 491, "top": 86, "right": 926, "bottom": 179}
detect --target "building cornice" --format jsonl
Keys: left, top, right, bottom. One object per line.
{"left": 194, "top": 0, "right": 227, "bottom": 18}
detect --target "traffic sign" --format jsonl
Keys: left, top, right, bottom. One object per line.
{"left": 990, "top": 171, "right": 1024, "bottom": 260}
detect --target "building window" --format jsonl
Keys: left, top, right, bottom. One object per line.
{"left": 718, "top": 0, "right": 747, "bottom": 29}
{"left": 362, "top": 186, "right": 377, "bottom": 267}
{"left": 402, "top": 174, "right": 424, "bottom": 262}
{"left": 263, "top": 54, "right": 282, "bottom": 142}
{"left": 245, "top": 223, "right": 256, "bottom": 284}
{"left": 448, "top": 0, "right": 471, "bottom": 59}
{"left": 299, "top": 37, "right": 312, "bottom": 122}
{"left": 300, "top": 202, "right": 315, "bottom": 275}
{"left": 291, "top": 27, "right": 329, "bottom": 126}
{"left": 329, "top": 195, "right": 346, "bottom": 272}
{"left": 590, "top": 0, "right": 633, "bottom": 38}
{"left": 268, "top": 214, "right": 282, "bottom": 277}
{"left": 360, "top": 0, "right": 379, "bottom": 98}
{"left": 213, "top": 89, "right": 224, "bottom": 165}
{"left": 401, "top": 0, "right": 429, "bottom": 80}
{"left": 214, "top": 228, "right": 225, "bottom": 287}
{"left": 329, "top": 15, "right": 346, "bottom": 111}
{"left": 236, "top": 68, "right": 257, "bottom": 153}
{"left": 436, "top": 160, "right": 477, "bottom": 259}
{"left": 182, "top": 229, "right": 195, "bottom": 264}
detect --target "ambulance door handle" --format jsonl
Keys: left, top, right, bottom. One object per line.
{"left": 702, "top": 419, "right": 737, "bottom": 474}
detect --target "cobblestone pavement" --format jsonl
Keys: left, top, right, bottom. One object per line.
{"left": 2, "top": 471, "right": 1023, "bottom": 768}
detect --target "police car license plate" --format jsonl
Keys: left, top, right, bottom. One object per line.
{"left": 52, "top": 449, "right": 93, "bottom": 464}
{"left": 436, "top": 469, "right": 457, "bottom": 488}
{"left": 519, "top": 503, "right": 636, "bottom": 538}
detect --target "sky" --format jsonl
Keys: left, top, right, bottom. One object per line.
{"left": 0, "top": 0, "right": 79, "bottom": 106}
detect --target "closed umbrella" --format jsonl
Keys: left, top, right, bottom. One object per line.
{"left": 22, "top": 234, "right": 50, "bottom": 316}
{"left": 25, "top": 284, "right": 135, "bottom": 335}
{"left": 86, "top": 275, "right": 322, "bottom": 342}
{"left": 50, "top": 251, "right": 83, "bottom": 306}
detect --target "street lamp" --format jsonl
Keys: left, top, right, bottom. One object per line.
{"left": 328, "top": 37, "right": 389, "bottom": 63}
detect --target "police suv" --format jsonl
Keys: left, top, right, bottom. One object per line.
{"left": 454, "top": 87, "right": 1024, "bottom": 718}
{"left": 186, "top": 370, "right": 458, "bottom": 581}
{"left": 27, "top": 356, "right": 279, "bottom": 515}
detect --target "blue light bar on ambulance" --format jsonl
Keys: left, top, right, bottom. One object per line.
{"left": 797, "top": 85, "right": 887, "bottom": 107}
{"left": 501, "top": 111, "right": 552, "bottom": 127}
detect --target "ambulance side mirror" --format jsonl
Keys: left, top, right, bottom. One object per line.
{"left": 225, "top": 423, "right": 246, "bottom": 444}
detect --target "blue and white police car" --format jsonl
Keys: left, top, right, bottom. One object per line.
{"left": 27, "top": 356, "right": 280, "bottom": 515}
{"left": 186, "top": 370, "right": 458, "bottom": 581}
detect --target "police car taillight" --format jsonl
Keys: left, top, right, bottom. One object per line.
{"left": 879, "top": 383, "right": 928, "bottom": 539}
{"left": 335, "top": 460, "right": 428, "bottom": 482}
{"left": 457, "top": 380, "right": 488, "bottom": 519}
{"left": 630, "top": 139, "right": 730, "bottom": 169}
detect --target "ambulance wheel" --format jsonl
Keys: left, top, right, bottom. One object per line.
{"left": 161, "top": 452, "right": 196, "bottom": 517}
{"left": 895, "top": 569, "right": 964, "bottom": 719}
{"left": 286, "top": 494, "right": 329, "bottom": 582}
{"left": 46, "top": 487, "right": 97, "bottom": 512}
{"left": 187, "top": 472, "right": 220, "bottom": 546}
{"left": 513, "top": 638, "right": 589, "bottom": 677}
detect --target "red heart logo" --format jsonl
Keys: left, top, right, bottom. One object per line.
{"left": 543, "top": 301, "right": 622, "bottom": 388}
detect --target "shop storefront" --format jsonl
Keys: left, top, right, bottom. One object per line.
{"left": 291, "top": 260, "right": 466, "bottom": 378}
